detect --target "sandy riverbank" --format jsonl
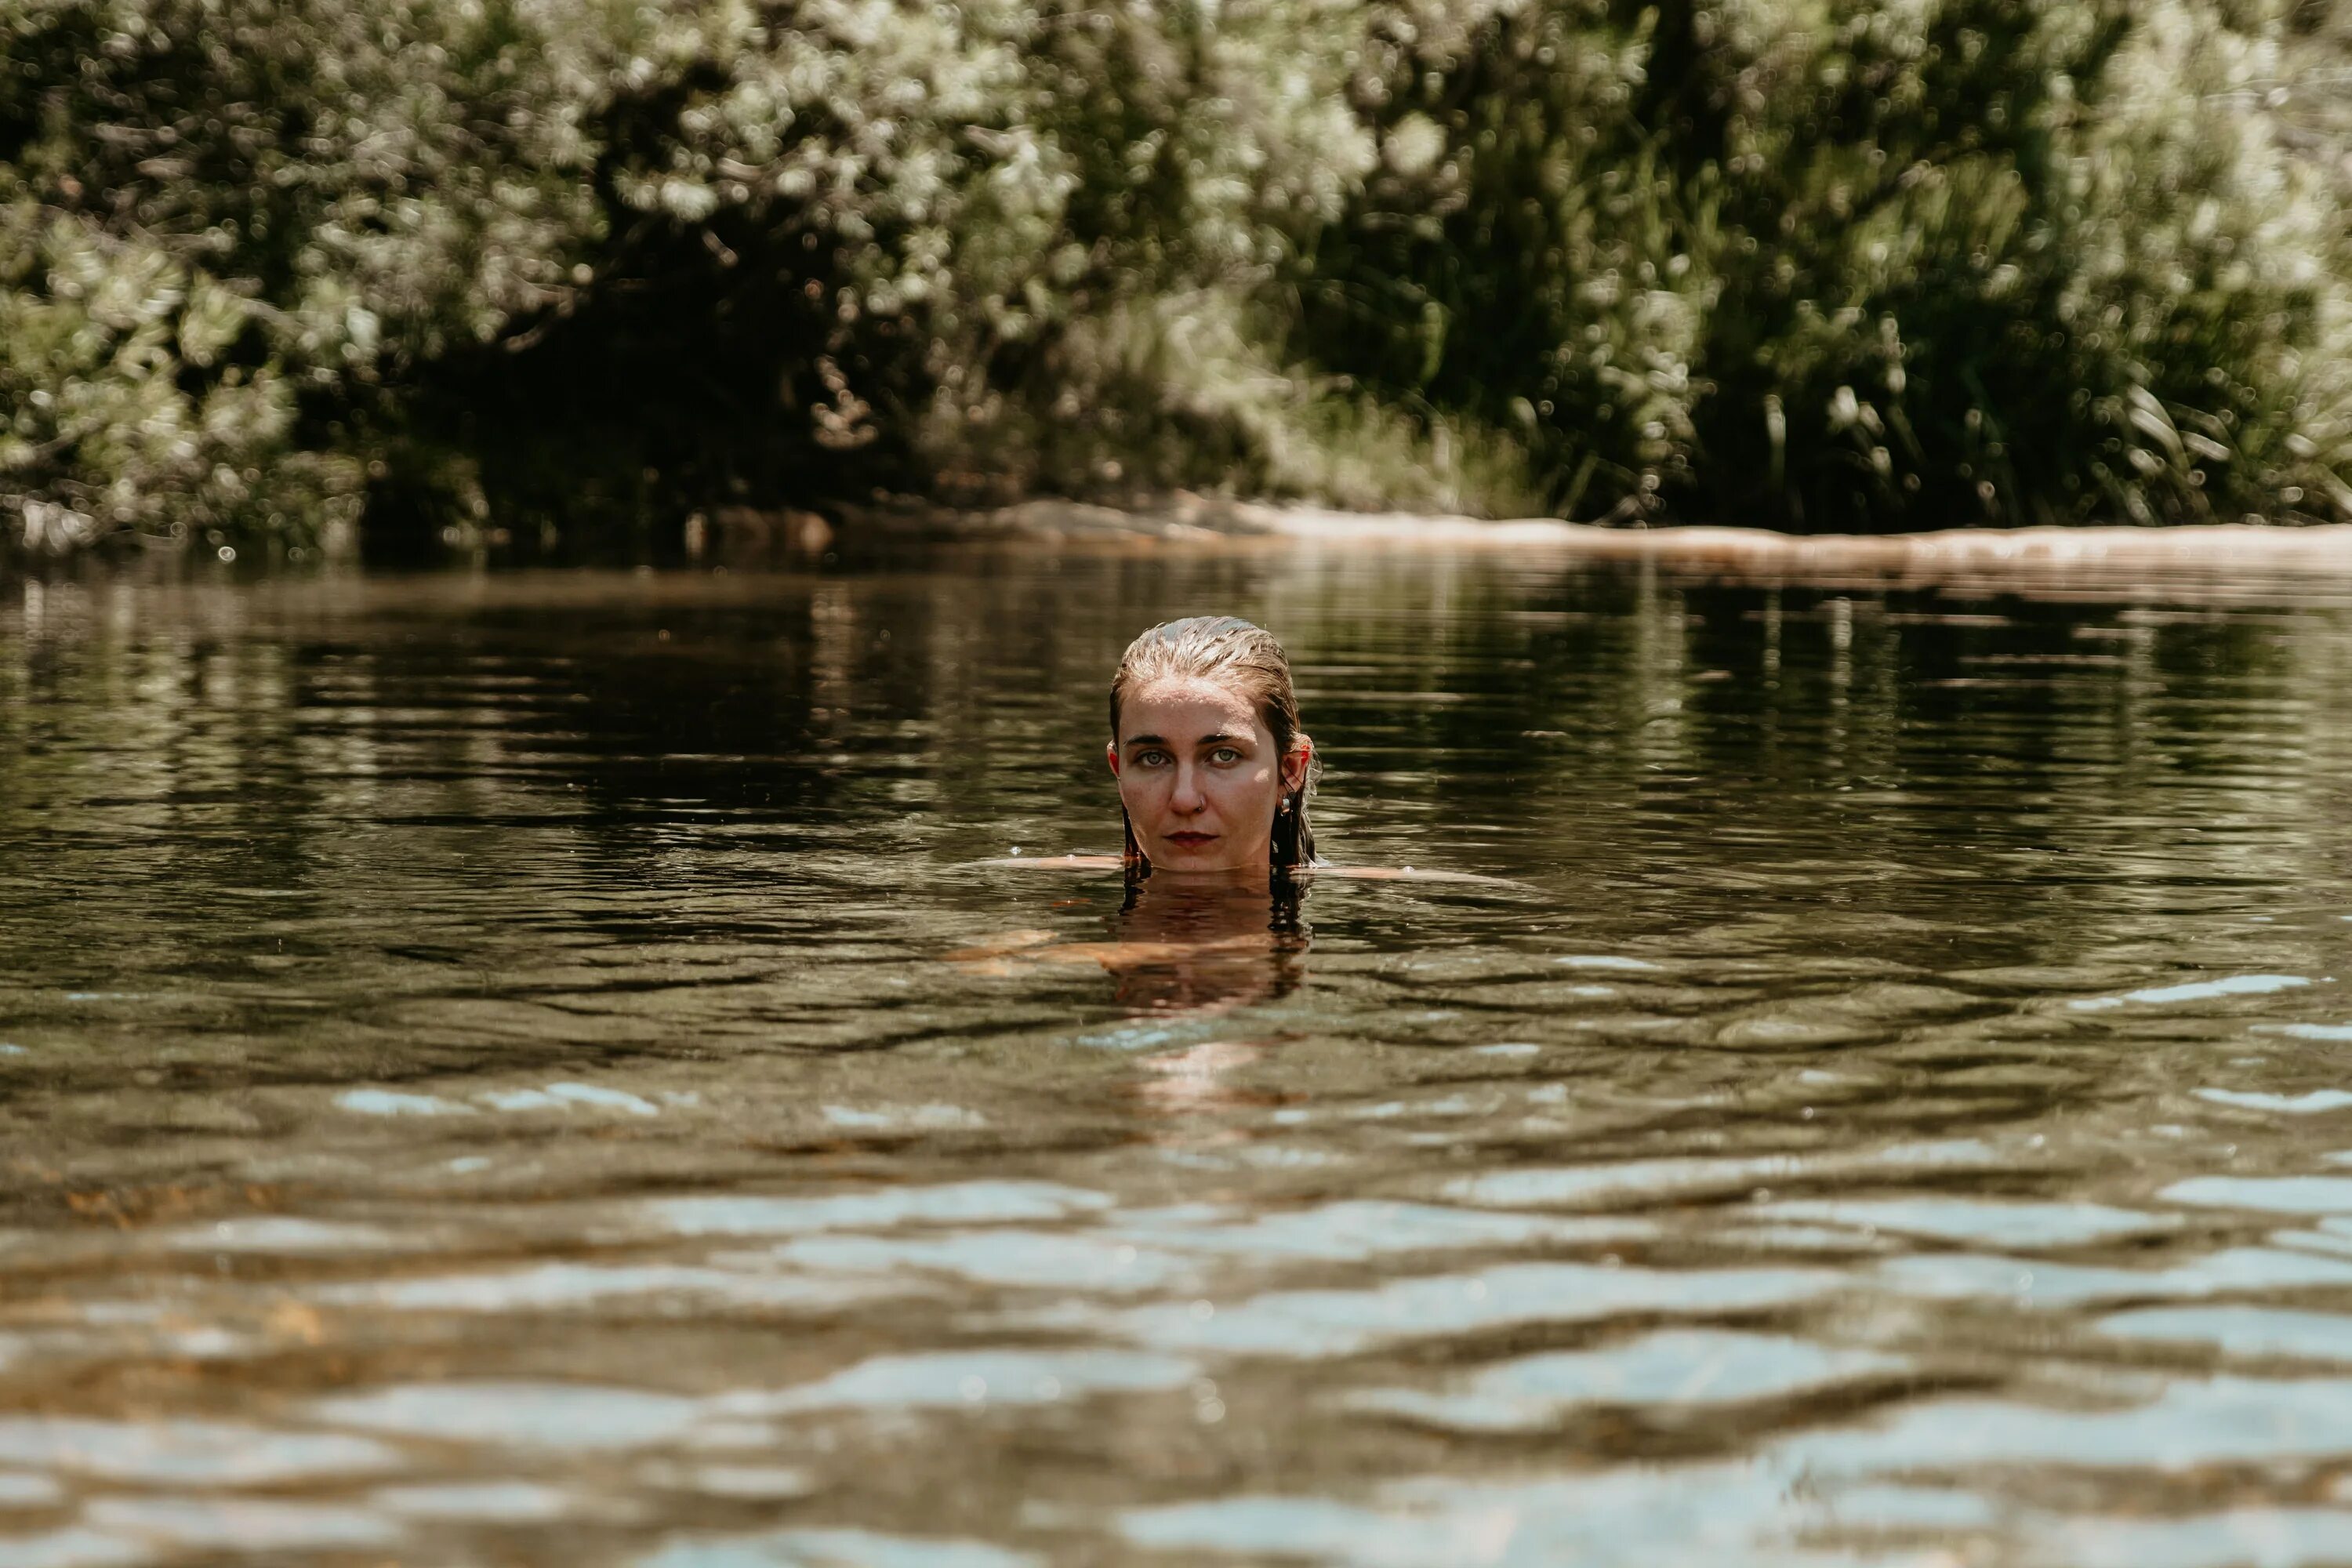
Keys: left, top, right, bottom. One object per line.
{"left": 820, "top": 494, "right": 2352, "bottom": 605}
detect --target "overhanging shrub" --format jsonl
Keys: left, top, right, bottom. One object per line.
{"left": 1, "top": 0, "right": 2347, "bottom": 556}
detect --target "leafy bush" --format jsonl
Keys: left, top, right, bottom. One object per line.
{"left": 1307, "top": 0, "right": 2352, "bottom": 528}
{"left": 1, "top": 0, "right": 2347, "bottom": 557}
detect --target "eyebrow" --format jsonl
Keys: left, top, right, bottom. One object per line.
{"left": 1122, "top": 732, "right": 1242, "bottom": 748}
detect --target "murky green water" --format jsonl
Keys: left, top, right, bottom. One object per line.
{"left": 5, "top": 543, "right": 2352, "bottom": 1567}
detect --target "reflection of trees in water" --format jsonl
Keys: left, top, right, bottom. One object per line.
{"left": 7, "top": 559, "right": 2349, "bottom": 999}
{"left": 1221, "top": 555, "right": 2350, "bottom": 970}
{"left": 0, "top": 578, "right": 906, "bottom": 1081}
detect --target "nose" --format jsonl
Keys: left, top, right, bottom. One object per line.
{"left": 1171, "top": 760, "right": 1207, "bottom": 814}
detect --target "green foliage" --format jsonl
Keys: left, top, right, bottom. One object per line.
{"left": 1307, "top": 0, "right": 2352, "bottom": 528}
{"left": 1, "top": 0, "right": 2348, "bottom": 556}
{"left": 0, "top": 0, "right": 600, "bottom": 552}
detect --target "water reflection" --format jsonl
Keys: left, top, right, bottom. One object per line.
{"left": 951, "top": 871, "right": 1308, "bottom": 1022}
{"left": 4, "top": 548, "right": 2352, "bottom": 1566}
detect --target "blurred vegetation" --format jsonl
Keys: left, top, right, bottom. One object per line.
{"left": 2, "top": 0, "right": 2350, "bottom": 558}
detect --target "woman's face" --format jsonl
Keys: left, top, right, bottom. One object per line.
{"left": 1109, "top": 675, "right": 1307, "bottom": 874}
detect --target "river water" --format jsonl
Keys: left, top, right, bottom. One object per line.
{"left": 3, "top": 542, "right": 2352, "bottom": 1567}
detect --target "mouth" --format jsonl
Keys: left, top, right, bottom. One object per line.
{"left": 1163, "top": 832, "right": 1218, "bottom": 850}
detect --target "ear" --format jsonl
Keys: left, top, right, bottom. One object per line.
{"left": 1283, "top": 733, "right": 1313, "bottom": 793}
{"left": 1105, "top": 739, "right": 1121, "bottom": 779}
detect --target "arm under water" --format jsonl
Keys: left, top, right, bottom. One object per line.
{"left": 946, "top": 869, "right": 1306, "bottom": 1018}
{"left": 949, "top": 853, "right": 1520, "bottom": 1020}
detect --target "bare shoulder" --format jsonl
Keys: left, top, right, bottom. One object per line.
{"left": 962, "top": 854, "right": 1520, "bottom": 887}
{"left": 1305, "top": 865, "right": 1523, "bottom": 887}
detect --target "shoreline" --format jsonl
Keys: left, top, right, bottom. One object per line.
{"left": 16, "top": 497, "right": 2352, "bottom": 606}
{"left": 899, "top": 492, "right": 2352, "bottom": 560}
{"left": 842, "top": 495, "right": 2352, "bottom": 604}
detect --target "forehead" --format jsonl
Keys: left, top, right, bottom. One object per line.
{"left": 1120, "top": 674, "right": 1265, "bottom": 739}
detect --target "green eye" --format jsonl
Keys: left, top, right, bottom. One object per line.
{"left": 1211, "top": 746, "right": 1242, "bottom": 764}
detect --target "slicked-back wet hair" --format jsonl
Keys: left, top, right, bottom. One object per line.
{"left": 1109, "top": 615, "right": 1318, "bottom": 880}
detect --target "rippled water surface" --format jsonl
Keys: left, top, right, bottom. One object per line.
{"left": 6, "top": 543, "right": 2352, "bottom": 1567}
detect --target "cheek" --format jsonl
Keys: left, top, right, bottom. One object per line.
{"left": 1216, "top": 768, "right": 1278, "bottom": 818}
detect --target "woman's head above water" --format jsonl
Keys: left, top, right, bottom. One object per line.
{"left": 1108, "top": 616, "right": 1317, "bottom": 878}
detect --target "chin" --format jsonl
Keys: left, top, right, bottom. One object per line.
{"left": 1148, "top": 843, "right": 1258, "bottom": 874}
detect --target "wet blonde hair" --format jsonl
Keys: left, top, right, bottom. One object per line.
{"left": 1109, "top": 615, "right": 1318, "bottom": 877}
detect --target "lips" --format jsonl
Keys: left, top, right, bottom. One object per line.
{"left": 1163, "top": 832, "right": 1217, "bottom": 848}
